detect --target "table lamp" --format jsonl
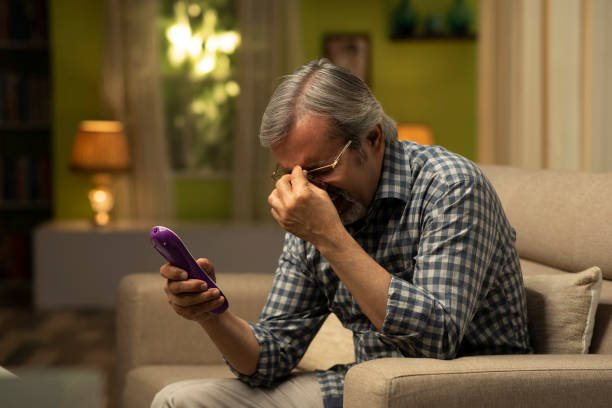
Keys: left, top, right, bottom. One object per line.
{"left": 70, "top": 120, "right": 131, "bottom": 226}
{"left": 397, "top": 124, "right": 434, "bottom": 145}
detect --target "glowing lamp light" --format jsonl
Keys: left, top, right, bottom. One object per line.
{"left": 205, "top": 36, "right": 220, "bottom": 53}
{"left": 217, "top": 31, "right": 240, "bottom": 53}
{"left": 191, "top": 99, "right": 207, "bottom": 114}
{"left": 194, "top": 54, "right": 216, "bottom": 76}
{"left": 203, "top": 10, "right": 218, "bottom": 33}
{"left": 397, "top": 124, "right": 434, "bottom": 145}
{"left": 167, "top": 23, "right": 191, "bottom": 46}
{"left": 88, "top": 183, "right": 114, "bottom": 226}
{"left": 187, "top": 3, "right": 201, "bottom": 17}
{"left": 188, "top": 35, "right": 203, "bottom": 58}
{"left": 168, "top": 45, "right": 188, "bottom": 66}
{"left": 225, "top": 81, "right": 240, "bottom": 97}
{"left": 70, "top": 121, "right": 131, "bottom": 226}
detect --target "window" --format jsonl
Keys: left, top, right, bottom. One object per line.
{"left": 158, "top": 0, "right": 240, "bottom": 175}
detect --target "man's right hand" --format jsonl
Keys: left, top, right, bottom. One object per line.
{"left": 160, "top": 258, "right": 226, "bottom": 324}
{"left": 161, "top": 258, "right": 260, "bottom": 376}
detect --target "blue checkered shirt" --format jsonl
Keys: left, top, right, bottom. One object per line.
{"left": 228, "top": 140, "right": 532, "bottom": 407}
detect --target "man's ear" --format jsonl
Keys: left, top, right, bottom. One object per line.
{"left": 366, "top": 124, "right": 384, "bottom": 149}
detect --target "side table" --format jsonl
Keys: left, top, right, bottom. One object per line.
{"left": 34, "top": 220, "right": 284, "bottom": 308}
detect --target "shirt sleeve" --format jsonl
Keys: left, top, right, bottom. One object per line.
{"left": 380, "top": 176, "right": 499, "bottom": 359}
{"left": 227, "top": 233, "right": 330, "bottom": 387}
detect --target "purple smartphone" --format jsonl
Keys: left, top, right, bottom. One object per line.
{"left": 150, "top": 226, "right": 228, "bottom": 314}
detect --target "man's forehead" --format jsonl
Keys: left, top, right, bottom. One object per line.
{"left": 271, "top": 115, "right": 340, "bottom": 169}
{"left": 272, "top": 141, "right": 331, "bottom": 171}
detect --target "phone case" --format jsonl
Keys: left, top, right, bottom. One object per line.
{"left": 150, "top": 226, "right": 228, "bottom": 314}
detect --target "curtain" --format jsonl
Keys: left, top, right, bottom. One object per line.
{"left": 103, "top": 0, "right": 302, "bottom": 222}
{"left": 232, "top": 0, "right": 303, "bottom": 221}
{"left": 587, "top": 0, "right": 612, "bottom": 172}
{"left": 478, "top": 0, "right": 612, "bottom": 172}
{"left": 102, "top": 0, "right": 174, "bottom": 221}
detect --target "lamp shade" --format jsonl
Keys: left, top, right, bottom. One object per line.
{"left": 70, "top": 121, "right": 131, "bottom": 172}
{"left": 397, "top": 124, "right": 434, "bottom": 145}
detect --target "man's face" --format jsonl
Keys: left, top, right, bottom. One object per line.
{"left": 270, "top": 115, "right": 384, "bottom": 224}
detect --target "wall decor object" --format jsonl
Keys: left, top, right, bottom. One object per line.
{"left": 388, "top": 0, "right": 475, "bottom": 40}
{"left": 390, "top": 0, "right": 418, "bottom": 39}
{"left": 446, "top": 0, "right": 472, "bottom": 36}
{"left": 324, "top": 33, "right": 371, "bottom": 85}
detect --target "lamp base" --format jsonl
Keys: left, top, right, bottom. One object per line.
{"left": 88, "top": 174, "right": 115, "bottom": 226}
{"left": 93, "top": 211, "right": 111, "bottom": 226}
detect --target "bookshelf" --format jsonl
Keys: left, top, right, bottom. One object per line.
{"left": 0, "top": 0, "right": 52, "bottom": 306}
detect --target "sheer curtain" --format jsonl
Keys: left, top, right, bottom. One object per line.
{"left": 588, "top": 0, "right": 612, "bottom": 172}
{"left": 233, "top": 0, "right": 303, "bottom": 221}
{"left": 103, "top": 0, "right": 302, "bottom": 222}
{"left": 478, "top": 0, "right": 612, "bottom": 172}
{"left": 103, "top": 0, "right": 174, "bottom": 222}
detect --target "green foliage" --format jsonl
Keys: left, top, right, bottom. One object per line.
{"left": 158, "top": 0, "right": 239, "bottom": 172}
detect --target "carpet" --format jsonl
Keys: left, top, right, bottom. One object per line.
{"left": 0, "top": 308, "right": 116, "bottom": 408}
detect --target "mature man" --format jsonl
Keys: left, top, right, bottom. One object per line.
{"left": 153, "top": 59, "right": 531, "bottom": 408}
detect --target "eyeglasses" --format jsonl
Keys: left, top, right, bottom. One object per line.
{"left": 271, "top": 140, "right": 353, "bottom": 182}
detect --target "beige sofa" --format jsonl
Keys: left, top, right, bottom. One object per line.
{"left": 116, "top": 165, "right": 612, "bottom": 407}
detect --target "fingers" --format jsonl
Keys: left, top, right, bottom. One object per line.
{"left": 172, "top": 295, "right": 226, "bottom": 320}
{"left": 160, "top": 257, "right": 224, "bottom": 322}
{"left": 171, "top": 287, "right": 222, "bottom": 307}
{"left": 274, "top": 166, "right": 308, "bottom": 197}
{"left": 161, "top": 258, "right": 216, "bottom": 296}
{"left": 291, "top": 165, "right": 308, "bottom": 192}
{"left": 163, "top": 274, "right": 225, "bottom": 320}
{"left": 271, "top": 166, "right": 309, "bottom": 206}
{"left": 270, "top": 207, "right": 281, "bottom": 222}
{"left": 268, "top": 189, "right": 282, "bottom": 212}
{"left": 268, "top": 188, "right": 291, "bottom": 228}
{"left": 160, "top": 263, "right": 187, "bottom": 281}
{"left": 196, "top": 257, "right": 214, "bottom": 273}
{"left": 196, "top": 258, "right": 216, "bottom": 282}
{"left": 274, "top": 174, "right": 293, "bottom": 201}
{"left": 161, "top": 256, "right": 217, "bottom": 285}
{"left": 165, "top": 278, "right": 207, "bottom": 295}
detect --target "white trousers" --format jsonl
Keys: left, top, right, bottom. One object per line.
{"left": 151, "top": 372, "right": 324, "bottom": 408}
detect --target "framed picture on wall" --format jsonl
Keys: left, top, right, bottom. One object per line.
{"left": 323, "top": 33, "right": 371, "bottom": 85}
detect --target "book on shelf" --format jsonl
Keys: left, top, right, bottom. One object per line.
{"left": 0, "top": 232, "right": 29, "bottom": 279}
{"left": 0, "top": 72, "right": 50, "bottom": 123}
{"left": 0, "top": 0, "right": 48, "bottom": 43}
{"left": 0, "top": 154, "right": 51, "bottom": 206}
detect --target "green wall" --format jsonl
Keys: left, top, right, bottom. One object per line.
{"left": 301, "top": 0, "right": 478, "bottom": 160}
{"left": 50, "top": 0, "right": 104, "bottom": 219}
{"left": 174, "top": 178, "right": 232, "bottom": 219}
{"left": 51, "top": 0, "right": 478, "bottom": 220}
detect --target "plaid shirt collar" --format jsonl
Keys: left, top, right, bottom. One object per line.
{"left": 372, "top": 139, "right": 412, "bottom": 204}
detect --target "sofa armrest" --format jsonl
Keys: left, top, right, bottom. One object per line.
{"left": 115, "top": 272, "right": 273, "bottom": 388}
{"left": 344, "top": 354, "right": 612, "bottom": 408}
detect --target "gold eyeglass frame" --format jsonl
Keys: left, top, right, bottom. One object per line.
{"left": 271, "top": 139, "right": 353, "bottom": 182}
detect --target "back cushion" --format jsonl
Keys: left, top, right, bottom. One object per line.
{"left": 521, "top": 260, "right": 612, "bottom": 354}
{"left": 522, "top": 264, "right": 601, "bottom": 353}
{"left": 480, "top": 165, "right": 612, "bottom": 280}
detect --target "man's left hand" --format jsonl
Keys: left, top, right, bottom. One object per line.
{"left": 268, "top": 165, "right": 343, "bottom": 245}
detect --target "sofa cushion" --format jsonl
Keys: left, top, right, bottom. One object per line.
{"left": 523, "top": 266, "right": 602, "bottom": 353}
{"left": 344, "top": 355, "right": 612, "bottom": 408}
{"left": 297, "top": 313, "right": 355, "bottom": 371}
{"left": 479, "top": 165, "right": 612, "bottom": 280}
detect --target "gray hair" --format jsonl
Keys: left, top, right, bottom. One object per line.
{"left": 258, "top": 59, "right": 397, "bottom": 151}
